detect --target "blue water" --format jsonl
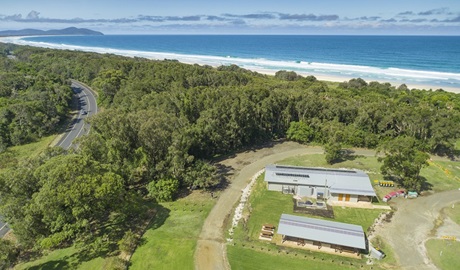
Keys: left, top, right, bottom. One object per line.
{"left": 19, "top": 35, "right": 460, "bottom": 89}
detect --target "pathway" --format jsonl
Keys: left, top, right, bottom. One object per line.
{"left": 193, "top": 141, "right": 458, "bottom": 270}
{"left": 374, "top": 190, "right": 460, "bottom": 270}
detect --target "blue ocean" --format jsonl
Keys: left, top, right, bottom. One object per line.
{"left": 14, "top": 35, "right": 460, "bottom": 89}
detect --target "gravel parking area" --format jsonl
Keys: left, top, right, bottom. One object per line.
{"left": 373, "top": 190, "right": 460, "bottom": 269}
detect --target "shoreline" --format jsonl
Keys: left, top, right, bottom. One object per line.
{"left": 1, "top": 36, "right": 459, "bottom": 94}
{"left": 252, "top": 68, "right": 460, "bottom": 93}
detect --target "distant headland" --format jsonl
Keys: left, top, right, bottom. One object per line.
{"left": 0, "top": 27, "right": 103, "bottom": 37}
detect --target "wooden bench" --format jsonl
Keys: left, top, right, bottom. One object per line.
{"left": 261, "top": 231, "right": 274, "bottom": 237}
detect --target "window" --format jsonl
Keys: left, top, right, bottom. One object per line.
{"left": 276, "top": 173, "right": 310, "bottom": 178}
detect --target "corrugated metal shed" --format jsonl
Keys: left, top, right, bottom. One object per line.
{"left": 278, "top": 214, "right": 366, "bottom": 249}
{"left": 265, "top": 164, "right": 376, "bottom": 197}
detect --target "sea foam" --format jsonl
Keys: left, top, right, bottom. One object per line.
{"left": 2, "top": 36, "right": 460, "bottom": 90}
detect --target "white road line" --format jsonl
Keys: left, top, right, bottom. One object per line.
{"left": 0, "top": 223, "right": 7, "bottom": 231}
{"left": 73, "top": 89, "right": 91, "bottom": 141}
{"left": 56, "top": 89, "right": 82, "bottom": 148}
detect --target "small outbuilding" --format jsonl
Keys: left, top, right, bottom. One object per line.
{"left": 264, "top": 164, "right": 376, "bottom": 202}
{"left": 277, "top": 214, "right": 367, "bottom": 254}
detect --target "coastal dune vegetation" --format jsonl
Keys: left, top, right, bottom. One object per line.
{"left": 0, "top": 43, "right": 460, "bottom": 268}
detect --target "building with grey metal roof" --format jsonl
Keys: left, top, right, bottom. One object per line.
{"left": 264, "top": 164, "right": 376, "bottom": 202}
{"left": 278, "top": 214, "right": 367, "bottom": 252}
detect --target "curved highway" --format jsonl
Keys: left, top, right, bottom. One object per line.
{"left": 56, "top": 80, "right": 98, "bottom": 149}
{"left": 0, "top": 219, "right": 8, "bottom": 238}
{"left": 1, "top": 80, "right": 97, "bottom": 238}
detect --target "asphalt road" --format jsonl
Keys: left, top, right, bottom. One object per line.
{"left": 56, "top": 80, "right": 98, "bottom": 149}
{"left": 1, "top": 80, "right": 97, "bottom": 238}
{"left": 0, "top": 218, "right": 9, "bottom": 238}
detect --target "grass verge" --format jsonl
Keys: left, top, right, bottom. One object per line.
{"left": 0, "top": 135, "right": 56, "bottom": 172}
{"left": 444, "top": 202, "right": 460, "bottom": 224}
{"left": 228, "top": 244, "right": 360, "bottom": 270}
{"left": 425, "top": 239, "right": 460, "bottom": 270}
{"left": 14, "top": 246, "right": 109, "bottom": 270}
{"left": 370, "top": 236, "right": 398, "bottom": 269}
{"left": 129, "top": 191, "right": 215, "bottom": 270}
{"left": 227, "top": 154, "right": 390, "bottom": 270}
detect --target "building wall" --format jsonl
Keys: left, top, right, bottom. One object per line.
{"left": 282, "top": 235, "right": 360, "bottom": 254}
{"left": 267, "top": 183, "right": 283, "bottom": 192}
{"left": 269, "top": 182, "right": 365, "bottom": 203}
{"left": 330, "top": 193, "right": 359, "bottom": 202}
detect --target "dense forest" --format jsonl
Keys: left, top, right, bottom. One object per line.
{"left": 1, "top": 43, "right": 460, "bottom": 266}
{"left": 0, "top": 44, "right": 72, "bottom": 152}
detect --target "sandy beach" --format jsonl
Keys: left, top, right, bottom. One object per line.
{"left": 1, "top": 36, "right": 459, "bottom": 94}
{"left": 251, "top": 68, "right": 460, "bottom": 93}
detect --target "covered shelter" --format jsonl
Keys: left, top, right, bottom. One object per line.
{"left": 264, "top": 164, "right": 376, "bottom": 202}
{"left": 277, "top": 214, "right": 367, "bottom": 254}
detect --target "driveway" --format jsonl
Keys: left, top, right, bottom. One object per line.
{"left": 195, "top": 141, "right": 315, "bottom": 270}
{"left": 194, "top": 141, "right": 459, "bottom": 270}
{"left": 374, "top": 190, "right": 460, "bottom": 270}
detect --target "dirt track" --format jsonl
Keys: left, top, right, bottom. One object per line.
{"left": 374, "top": 190, "right": 460, "bottom": 270}
{"left": 194, "top": 141, "right": 316, "bottom": 270}
{"left": 193, "top": 141, "right": 460, "bottom": 270}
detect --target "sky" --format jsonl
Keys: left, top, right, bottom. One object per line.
{"left": 1, "top": 0, "right": 459, "bottom": 35}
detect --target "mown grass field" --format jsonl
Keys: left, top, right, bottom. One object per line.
{"left": 14, "top": 246, "right": 109, "bottom": 270}
{"left": 15, "top": 191, "right": 215, "bottom": 270}
{"left": 425, "top": 202, "right": 460, "bottom": 270}
{"left": 228, "top": 245, "right": 360, "bottom": 270}
{"left": 425, "top": 239, "right": 460, "bottom": 270}
{"left": 6, "top": 144, "right": 460, "bottom": 269}
{"left": 227, "top": 153, "right": 392, "bottom": 270}
{"left": 129, "top": 191, "right": 215, "bottom": 270}
{"left": 0, "top": 135, "right": 56, "bottom": 172}
{"left": 243, "top": 174, "right": 385, "bottom": 242}
{"left": 227, "top": 152, "right": 460, "bottom": 270}
{"left": 444, "top": 202, "right": 460, "bottom": 224}
{"left": 369, "top": 236, "right": 399, "bottom": 269}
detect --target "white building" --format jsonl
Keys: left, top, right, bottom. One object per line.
{"left": 264, "top": 164, "right": 376, "bottom": 202}
{"left": 278, "top": 214, "right": 367, "bottom": 254}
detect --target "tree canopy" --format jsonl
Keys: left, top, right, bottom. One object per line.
{"left": 1, "top": 43, "right": 460, "bottom": 263}
{"left": 378, "top": 137, "right": 430, "bottom": 191}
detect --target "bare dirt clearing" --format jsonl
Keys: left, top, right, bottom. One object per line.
{"left": 374, "top": 190, "right": 460, "bottom": 270}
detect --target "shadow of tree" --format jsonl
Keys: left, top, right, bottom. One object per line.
{"left": 211, "top": 163, "right": 234, "bottom": 192}
{"left": 420, "top": 176, "right": 433, "bottom": 192}
{"left": 42, "top": 196, "right": 159, "bottom": 269}
{"left": 136, "top": 205, "right": 170, "bottom": 249}
{"left": 212, "top": 140, "right": 284, "bottom": 163}
{"left": 27, "top": 260, "right": 69, "bottom": 270}
{"left": 331, "top": 149, "right": 365, "bottom": 164}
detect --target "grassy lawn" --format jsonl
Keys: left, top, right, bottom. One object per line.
{"left": 425, "top": 239, "right": 460, "bottom": 270}
{"left": 228, "top": 152, "right": 460, "bottom": 270}
{"left": 243, "top": 174, "right": 385, "bottom": 242}
{"left": 13, "top": 189, "right": 214, "bottom": 270}
{"left": 370, "top": 236, "right": 398, "bottom": 269}
{"left": 129, "top": 191, "right": 215, "bottom": 270}
{"left": 227, "top": 154, "right": 390, "bottom": 270}
{"left": 333, "top": 207, "right": 385, "bottom": 232}
{"left": 422, "top": 161, "right": 460, "bottom": 192}
{"left": 0, "top": 135, "right": 56, "bottom": 171}
{"left": 444, "top": 202, "right": 460, "bottom": 225}
{"left": 228, "top": 245, "right": 361, "bottom": 270}
{"left": 14, "top": 246, "right": 109, "bottom": 270}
